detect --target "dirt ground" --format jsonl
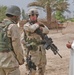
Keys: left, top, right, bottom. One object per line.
{"left": 19, "top": 22, "right": 74, "bottom": 75}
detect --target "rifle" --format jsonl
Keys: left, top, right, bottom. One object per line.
{"left": 26, "top": 55, "right": 36, "bottom": 71}
{"left": 34, "top": 28, "right": 62, "bottom": 58}
{"left": 26, "top": 50, "right": 36, "bottom": 71}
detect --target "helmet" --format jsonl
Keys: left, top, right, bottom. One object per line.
{"left": 6, "top": 5, "right": 21, "bottom": 16}
{"left": 28, "top": 8, "right": 39, "bottom": 16}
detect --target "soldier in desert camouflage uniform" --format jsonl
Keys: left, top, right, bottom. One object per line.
{"left": 22, "top": 8, "right": 49, "bottom": 75}
{"left": 0, "top": 5, "right": 24, "bottom": 75}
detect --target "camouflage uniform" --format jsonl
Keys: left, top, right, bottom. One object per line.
{"left": 0, "top": 5, "right": 24, "bottom": 75}
{"left": 22, "top": 22, "right": 49, "bottom": 75}
{"left": 17, "top": 20, "right": 27, "bottom": 34}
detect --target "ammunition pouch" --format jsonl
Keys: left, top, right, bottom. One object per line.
{"left": 26, "top": 38, "right": 43, "bottom": 51}
{"left": 40, "top": 40, "right": 46, "bottom": 44}
{"left": 26, "top": 43, "right": 38, "bottom": 51}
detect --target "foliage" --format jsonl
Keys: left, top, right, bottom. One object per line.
{"left": 28, "top": 0, "right": 69, "bottom": 13}
{"left": 68, "top": 18, "right": 74, "bottom": 22}
{"left": 54, "top": 11, "right": 65, "bottom": 23}
{"left": 22, "top": 9, "right": 29, "bottom": 20}
{"left": 0, "top": 6, "right": 7, "bottom": 22}
{"left": 52, "top": 0, "right": 69, "bottom": 12}
{"left": 53, "top": 0, "right": 70, "bottom": 23}
{"left": 27, "top": 0, "right": 69, "bottom": 24}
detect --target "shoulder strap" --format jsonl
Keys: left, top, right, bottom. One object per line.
{"left": 3, "top": 20, "right": 13, "bottom": 27}
{"left": 23, "top": 30, "right": 27, "bottom": 41}
{"left": 2, "top": 20, "right": 14, "bottom": 33}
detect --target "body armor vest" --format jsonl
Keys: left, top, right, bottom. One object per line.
{"left": 0, "top": 20, "right": 13, "bottom": 51}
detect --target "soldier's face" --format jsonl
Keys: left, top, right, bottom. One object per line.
{"left": 29, "top": 15, "right": 37, "bottom": 21}
{"left": 14, "top": 16, "right": 20, "bottom": 23}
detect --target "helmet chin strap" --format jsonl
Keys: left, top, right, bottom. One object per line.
{"left": 29, "top": 20, "right": 37, "bottom": 24}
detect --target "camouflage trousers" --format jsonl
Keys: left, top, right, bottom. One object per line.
{"left": 25, "top": 46, "right": 47, "bottom": 75}
{"left": 25, "top": 66, "right": 46, "bottom": 75}
{"left": 0, "top": 68, "right": 20, "bottom": 75}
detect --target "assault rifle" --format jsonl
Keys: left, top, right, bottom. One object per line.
{"left": 26, "top": 54, "right": 36, "bottom": 71}
{"left": 34, "top": 28, "right": 62, "bottom": 58}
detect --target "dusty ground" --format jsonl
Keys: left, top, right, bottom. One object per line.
{"left": 19, "top": 22, "right": 74, "bottom": 75}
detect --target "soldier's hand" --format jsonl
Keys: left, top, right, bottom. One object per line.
{"left": 35, "top": 22, "right": 44, "bottom": 32}
{"left": 39, "top": 27, "right": 43, "bottom": 31}
{"left": 19, "top": 59, "right": 25, "bottom": 65}
{"left": 36, "top": 22, "right": 44, "bottom": 27}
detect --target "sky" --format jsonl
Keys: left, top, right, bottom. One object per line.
{"left": 0, "top": 0, "right": 74, "bottom": 18}
{"left": 0, "top": 0, "right": 34, "bottom": 11}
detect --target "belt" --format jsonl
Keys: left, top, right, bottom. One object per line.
{"left": 0, "top": 50, "right": 11, "bottom": 53}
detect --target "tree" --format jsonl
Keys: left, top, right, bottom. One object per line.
{"left": 54, "top": 11, "right": 65, "bottom": 23}
{"left": 22, "top": 9, "right": 29, "bottom": 20}
{"left": 0, "top": 6, "right": 7, "bottom": 21}
{"left": 27, "top": 0, "right": 69, "bottom": 28}
{"left": 54, "top": 0, "right": 70, "bottom": 23}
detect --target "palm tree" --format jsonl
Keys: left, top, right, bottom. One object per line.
{"left": 28, "top": 0, "right": 69, "bottom": 28}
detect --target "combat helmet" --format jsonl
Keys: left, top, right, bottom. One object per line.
{"left": 6, "top": 5, "right": 21, "bottom": 16}
{"left": 28, "top": 8, "right": 39, "bottom": 16}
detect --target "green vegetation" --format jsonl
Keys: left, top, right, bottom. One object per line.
{"left": 0, "top": 6, "right": 7, "bottom": 22}
{"left": 68, "top": 18, "right": 74, "bottom": 22}
{"left": 0, "top": 6, "right": 29, "bottom": 21}
{"left": 22, "top": 9, "right": 29, "bottom": 20}
{"left": 28, "top": 0, "right": 69, "bottom": 25}
{"left": 54, "top": 11, "right": 65, "bottom": 23}
{"left": 0, "top": 1, "right": 70, "bottom": 25}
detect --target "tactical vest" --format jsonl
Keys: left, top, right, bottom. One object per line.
{"left": 24, "top": 22, "right": 42, "bottom": 51}
{"left": 0, "top": 20, "right": 13, "bottom": 51}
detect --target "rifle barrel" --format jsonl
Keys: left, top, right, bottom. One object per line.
{"left": 57, "top": 52, "right": 62, "bottom": 58}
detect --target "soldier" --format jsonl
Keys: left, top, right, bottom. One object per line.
{"left": 22, "top": 8, "right": 49, "bottom": 75}
{"left": 0, "top": 5, "right": 24, "bottom": 75}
